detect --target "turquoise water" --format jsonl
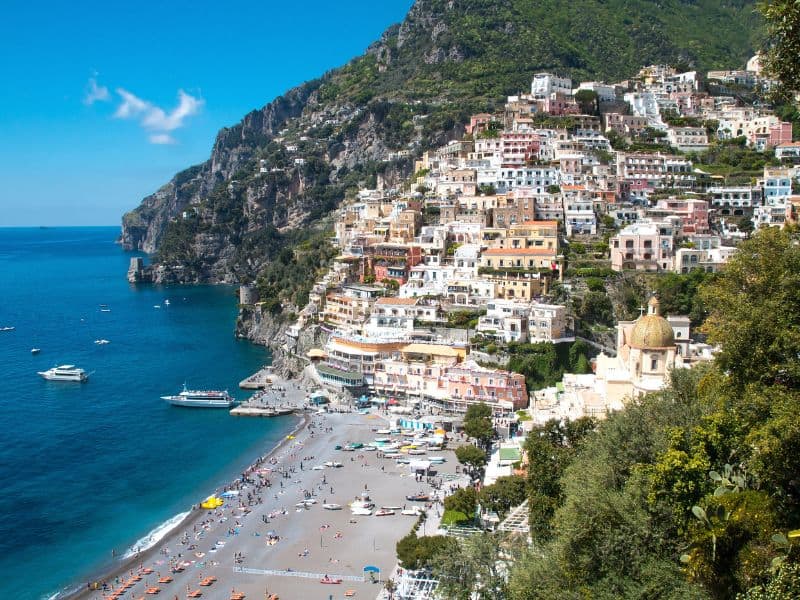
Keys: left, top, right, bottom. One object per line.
{"left": 0, "top": 227, "right": 293, "bottom": 599}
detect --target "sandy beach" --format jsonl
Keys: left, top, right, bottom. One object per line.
{"left": 64, "top": 381, "right": 459, "bottom": 600}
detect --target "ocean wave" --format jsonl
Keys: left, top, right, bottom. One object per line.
{"left": 123, "top": 511, "right": 191, "bottom": 559}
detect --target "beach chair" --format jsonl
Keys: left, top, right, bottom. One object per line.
{"left": 158, "top": 576, "right": 173, "bottom": 584}
{"left": 187, "top": 591, "right": 202, "bottom": 598}
{"left": 146, "top": 587, "right": 161, "bottom": 595}
{"left": 345, "top": 590, "right": 357, "bottom": 597}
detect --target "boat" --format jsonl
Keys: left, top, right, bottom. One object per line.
{"left": 408, "top": 449, "right": 427, "bottom": 455}
{"left": 31, "top": 348, "right": 41, "bottom": 354}
{"left": 99, "top": 305, "right": 111, "bottom": 312}
{"left": 94, "top": 339, "right": 110, "bottom": 345}
{"left": 161, "top": 384, "right": 236, "bottom": 408}
{"left": 405, "top": 493, "right": 430, "bottom": 502}
{"left": 381, "top": 505, "right": 402, "bottom": 510}
{"left": 1, "top": 326, "right": 15, "bottom": 332}
{"left": 323, "top": 503, "right": 342, "bottom": 510}
{"left": 38, "top": 365, "right": 88, "bottom": 382}
{"left": 350, "top": 506, "right": 373, "bottom": 516}
{"left": 375, "top": 509, "right": 395, "bottom": 516}
{"left": 164, "top": 299, "right": 171, "bottom": 306}
{"left": 153, "top": 305, "right": 161, "bottom": 309}
{"left": 402, "top": 507, "right": 424, "bottom": 516}
{"left": 320, "top": 576, "right": 342, "bottom": 584}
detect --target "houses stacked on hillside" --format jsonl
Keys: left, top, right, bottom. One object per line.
{"left": 291, "top": 61, "right": 797, "bottom": 422}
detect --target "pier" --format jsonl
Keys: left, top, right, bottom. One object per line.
{"left": 239, "top": 366, "right": 274, "bottom": 389}
{"left": 230, "top": 376, "right": 306, "bottom": 417}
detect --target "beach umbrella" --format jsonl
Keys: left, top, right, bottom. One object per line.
{"left": 363, "top": 565, "right": 380, "bottom": 572}
{"left": 266, "top": 530, "right": 277, "bottom": 537}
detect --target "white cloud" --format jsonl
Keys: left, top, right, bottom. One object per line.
{"left": 148, "top": 133, "right": 176, "bottom": 145}
{"left": 84, "top": 77, "right": 110, "bottom": 105}
{"left": 112, "top": 88, "right": 204, "bottom": 144}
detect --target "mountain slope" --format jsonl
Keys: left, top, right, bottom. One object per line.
{"left": 121, "top": 0, "right": 760, "bottom": 287}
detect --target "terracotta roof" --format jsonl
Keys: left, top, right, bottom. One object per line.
{"left": 375, "top": 297, "right": 419, "bottom": 305}
{"left": 482, "top": 248, "right": 556, "bottom": 255}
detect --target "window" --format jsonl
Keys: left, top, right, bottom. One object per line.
{"left": 651, "top": 358, "right": 658, "bottom": 370}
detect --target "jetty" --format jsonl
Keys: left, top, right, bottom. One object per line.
{"left": 230, "top": 381, "right": 303, "bottom": 418}
{"left": 239, "top": 366, "right": 274, "bottom": 389}
{"left": 230, "top": 405, "right": 296, "bottom": 417}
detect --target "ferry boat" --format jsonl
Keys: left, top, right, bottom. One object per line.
{"left": 161, "top": 384, "right": 235, "bottom": 408}
{"left": 38, "top": 365, "right": 89, "bottom": 382}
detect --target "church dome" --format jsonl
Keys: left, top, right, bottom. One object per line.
{"left": 629, "top": 297, "right": 674, "bottom": 349}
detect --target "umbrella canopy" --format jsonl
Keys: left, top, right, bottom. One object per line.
{"left": 363, "top": 565, "right": 380, "bottom": 573}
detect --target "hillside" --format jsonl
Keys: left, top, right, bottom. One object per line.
{"left": 120, "top": 0, "right": 761, "bottom": 289}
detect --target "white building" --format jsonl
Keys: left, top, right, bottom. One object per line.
{"left": 531, "top": 73, "right": 572, "bottom": 99}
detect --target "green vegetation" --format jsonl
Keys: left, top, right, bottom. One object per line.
{"left": 506, "top": 341, "right": 592, "bottom": 391}
{"left": 455, "top": 444, "right": 488, "bottom": 471}
{"left": 463, "top": 403, "right": 495, "bottom": 450}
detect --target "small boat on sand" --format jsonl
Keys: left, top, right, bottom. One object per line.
{"left": 375, "top": 509, "right": 395, "bottom": 516}
{"left": 406, "top": 493, "right": 429, "bottom": 502}
{"left": 320, "top": 576, "right": 342, "bottom": 584}
{"left": 323, "top": 503, "right": 342, "bottom": 510}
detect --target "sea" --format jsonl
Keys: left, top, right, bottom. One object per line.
{"left": 0, "top": 227, "right": 295, "bottom": 599}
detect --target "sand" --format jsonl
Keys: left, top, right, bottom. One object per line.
{"left": 66, "top": 398, "right": 459, "bottom": 600}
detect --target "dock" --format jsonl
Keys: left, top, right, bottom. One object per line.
{"left": 239, "top": 366, "right": 274, "bottom": 390}
{"left": 230, "top": 381, "right": 304, "bottom": 418}
{"left": 230, "top": 405, "right": 297, "bottom": 417}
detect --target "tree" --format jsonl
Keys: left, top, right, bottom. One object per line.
{"left": 700, "top": 227, "right": 800, "bottom": 390}
{"left": 444, "top": 486, "right": 478, "bottom": 517}
{"left": 463, "top": 403, "right": 495, "bottom": 449}
{"left": 574, "top": 89, "right": 599, "bottom": 115}
{"left": 396, "top": 533, "right": 458, "bottom": 570}
{"left": 455, "top": 444, "right": 488, "bottom": 471}
{"left": 760, "top": 1, "right": 800, "bottom": 92}
{"left": 434, "top": 533, "right": 519, "bottom": 600}
{"left": 479, "top": 475, "right": 527, "bottom": 517}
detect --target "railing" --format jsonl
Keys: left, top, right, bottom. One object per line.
{"left": 233, "top": 566, "right": 364, "bottom": 582}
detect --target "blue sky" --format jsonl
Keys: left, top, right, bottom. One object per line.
{"left": 0, "top": 0, "right": 414, "bottom": 226}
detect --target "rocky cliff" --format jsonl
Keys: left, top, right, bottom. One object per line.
{"left": 121, "top": 0, "right": 759, "bottom": 287}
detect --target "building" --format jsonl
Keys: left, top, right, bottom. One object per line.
{"left": 529, "top": 303, "right": 571, "bottom": 342}
{"left": 322, "top": 285, "right": 383, "bottom": 332}
{"left": 610, "top": 219, "right": 676, "bottom": 271}
{"left": 480, "top": 248, "right": 557, "bottom": 271}
{"left": 666, "top": 126, "right": 709, "bottom": 153}
{"left": 708, "top": 186, "right": 760, "bottom": 217}
{"left": 441, "top": 360, "right": 529, "bottom": 415}
{"left": 531, "top": 73, "right": 572, "bottom": 99}
{"left": 476, "top": 300, "right": 530, "bottom": 343}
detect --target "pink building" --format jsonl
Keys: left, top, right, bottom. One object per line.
{"left": 466, "top": 113, "right": 495, "bottom": 136}
{"left": 610, "top": 219, "right": 677, "bottom": 272}
{"left": 501, "top": 132, "right": 541, "bottom": 166}
{"left": 444, "top": 360, "right": 528, "bottom": 414}
{"left": 650, "top": 198, "right": 709, "bottom": 235}
{"left": 769, "top": 122, "right": 793, "bottom": 148}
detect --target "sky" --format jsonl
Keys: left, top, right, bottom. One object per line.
{"left": 0, "top": 0, "right": 415, "bottom": 226}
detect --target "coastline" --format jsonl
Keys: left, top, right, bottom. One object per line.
{"left": 54, "top": 394, "right": 459, "bottom": 600}
{"left": 58, "top": 411, "right": 310, "bottom": 600}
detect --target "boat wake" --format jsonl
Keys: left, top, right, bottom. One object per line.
{"left": 122, "top": 511, "right": 191, "bottom": 559}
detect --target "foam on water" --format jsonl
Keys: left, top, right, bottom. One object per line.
{"left": 123, "top": 510, "right": 192, "bottom": 558}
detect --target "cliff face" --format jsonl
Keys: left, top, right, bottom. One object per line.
{"left": 120, "top": 0, "right": 759, "bottom": 285}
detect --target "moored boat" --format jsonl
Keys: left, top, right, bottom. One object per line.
{"left": 31, "top": 348, "right": 41, "bottom": 354}
{"left": 161, "top": 383, "right": 235, "bottom": 408}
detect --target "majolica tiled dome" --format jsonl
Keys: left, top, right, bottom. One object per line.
{"left": 629, "top": 297, "right": 674, "bottom": 349}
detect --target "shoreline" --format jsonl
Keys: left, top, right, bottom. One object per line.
{"left": 53, "top": 398, "right": 458, "bottom": 600}
{"left": 58, "top": 411, "right": 309, "bottom": 600}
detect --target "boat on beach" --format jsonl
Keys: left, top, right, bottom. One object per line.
{"left": 375, "top": 509, "right": 395, "bottom": 516}
{"left": 161, "top": 384, "right": 236, "bottom": 408}
{"left": 323, "top": 503, "right": 342, "bottom": 510}
{"left": 320, "top": 576, "right": 342, "bottom": 584}
{"left": 38, "top": 365, "right": 89, "bottom": 382}
{"left": 405, "top": 493, "right": 430, "bottom": 502}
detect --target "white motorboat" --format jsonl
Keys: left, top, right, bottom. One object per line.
{"left": 161, "top": 384, "right": 235, "bottom": 408}
{"left": 94, "top": 339, "right": 110, "bottom": 345}
{"left": 38, "top": 365, "right": 88, "bottom": 382}
{"left": 323, "top": 503, "right": 342, "bottom": 510}
{"left": 351, "top": 506, "right": 373, "bottom": 516}
{"left": 401, "top": 507, "right": 424, "bottom": 516}
{"left": 164, "top": 299, "right": 170, "bottom": 306}
{"left": 375, "top": 509, "right": 395, "bottom": 517}
{"left": 1, "top": 326, "right": 15, "bottom": 332}
{"left": 31, "top": 348, "right": 41, "bottom": 354}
